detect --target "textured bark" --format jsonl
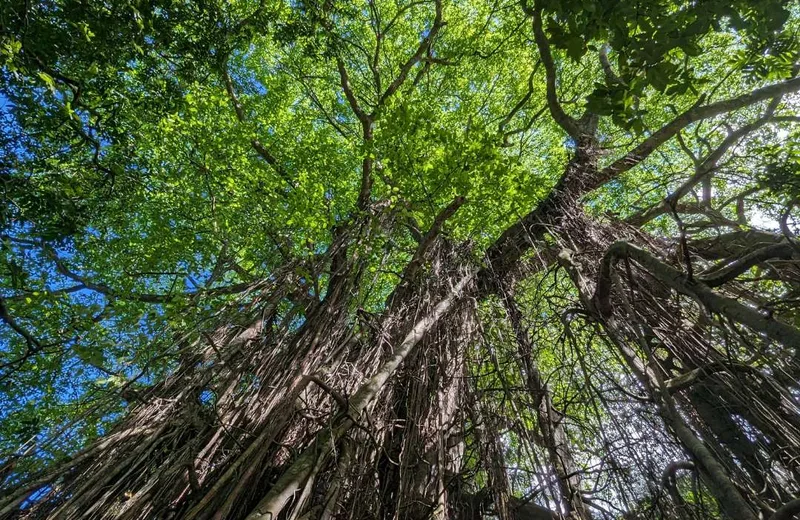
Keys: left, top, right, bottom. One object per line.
{"left": 592, "top": 241, "right": 800, "bottom": 347}
{"left": 551, "top": 210, "right": 791, "bottom": 520}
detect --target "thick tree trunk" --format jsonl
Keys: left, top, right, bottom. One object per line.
{"left": 6, "top": 137, "right": 800, "bottom": 520}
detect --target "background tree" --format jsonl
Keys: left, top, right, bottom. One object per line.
{"left": 1, "top": 0, "right": 799, "bottom": 519}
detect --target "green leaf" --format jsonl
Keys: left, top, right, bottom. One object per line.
{"left": 37, "top": 72, "right": 57, "bottom": 93}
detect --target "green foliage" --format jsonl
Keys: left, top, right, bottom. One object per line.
{"left": 542, "top": 0, "right": 798, "bottom": 130}
{"left": 1, "top": 0, "right": 798, "bottom": 496}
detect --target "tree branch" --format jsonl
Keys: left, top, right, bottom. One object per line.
{"left": 498, "top": 63, "right": 539, "bottom": 134}
{"left": 221, "top": 61, "right": 295, "bottom": 187}
{"left": 598, "top": 44, "right": 623, "bottom": 87}
{"left": 387, "top": 196, "right": 466, "bottom": 307}
{"left": 591, "top": 241, "right": 800, "bottom": 347}
{"left": 666, "top": 99, "right": 780, "bottom": 206}
{"left": 626, "top": 201, "right": 739, "bottom": 227}
{"left": 305, "top": 374, "right": 349, "bottom": 411}
{"left": 47, "top": 248, "right": 253, "bottom": 304}
{"left": 375, "top": 0, "right": 444, "bottom": 110}
{"left": 599, "top": 76, "right": 800, "bottom": 183}
{"left": 335, "top": 57, "right": 371, "bottom": 133}
{"left": 0, "top": 298, "right": 42, "bottom": 350}
{"left": 698, "top": 243, "right": 797, "bottom": 288}
{"left": 526, "top": 3, "right": 582, "bottom": 139}
{"left": 663, "top": 362, "right": 756, "bottom": 393}
{"left": 660, "top": 460, "right": 695, "bottom": 506}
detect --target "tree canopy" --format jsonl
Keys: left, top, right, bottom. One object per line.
{"left": 1, "top": 0, "right": 800, "bottom": 519}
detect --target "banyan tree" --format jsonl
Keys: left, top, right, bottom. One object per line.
{"left": 1, "top": 0, "right": 800, "bottom": 519}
